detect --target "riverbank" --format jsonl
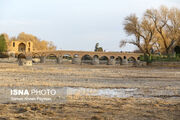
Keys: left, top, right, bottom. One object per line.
{"left": 0, "top": 63, "right": 179, "bottom": 119}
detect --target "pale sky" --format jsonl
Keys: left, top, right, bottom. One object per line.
{"left": 1, "top": 0, "right": 180, "bottom": 51}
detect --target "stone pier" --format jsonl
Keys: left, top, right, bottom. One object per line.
{"left": 18, "top": 58, "right": 32, "bottom": 66}
{"left": 92, "top": 57, "right": 99, "bottom": 65}
{"left": 56, "top": 56, "right": 63, "bottom": 64}
{"left": 122, "top": 57, "right": 128, "bottom": 65}
{"left": 72, "top": 57, "right": 81, "bottom": 64}
{"left": 40, "top": 56, "right": 46, "bottom": 63}
{"left": 108, "top": 58, "right": 115, "bottom": 65}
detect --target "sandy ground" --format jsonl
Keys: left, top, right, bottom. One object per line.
{"left": 0, "top": 62, "right": 180, "bottom": 120}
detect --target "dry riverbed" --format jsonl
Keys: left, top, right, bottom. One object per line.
{"left": 0, "top": 63, "right": 180, "bottom": 119}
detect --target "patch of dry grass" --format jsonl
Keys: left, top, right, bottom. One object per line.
{"left": 0, "top": 63, "right": 179, "bottom": 119}
{"left": 0, "top": 97, "right": 179, "bottom": 120}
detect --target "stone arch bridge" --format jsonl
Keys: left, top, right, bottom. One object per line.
{"left": 17, "top": 50, "right": 143, "bottom": 65}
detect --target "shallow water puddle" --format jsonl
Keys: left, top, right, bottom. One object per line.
{"left": 67, "top": 87, "right": 139, "bottom": 98}
{"left": 66, "top": 87, "right": 180, "bottom": 99}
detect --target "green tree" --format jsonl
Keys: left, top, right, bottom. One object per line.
{"left": 94, "top": 43, "right": 103, "bottom": 52}
{"left": 0, "top": 34, "right": 7, "bottom": 52}
{"left": 94, "top": 43, "right": 99, "bottom": 51}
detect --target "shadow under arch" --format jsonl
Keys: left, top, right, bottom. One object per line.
{"left": 62, "top": 54, "right": 72, "bottom": 63}
{"left": 46, "top": 54, "right": 58, "bottom": 63}
{"left": 63, "top": 54, "right": 72, "bottom": 59}
{"left": 81, "top": 54, "right": 93, "bottom": 64}
{"left": 128, "top": 56, "right": 136, "bottom": 64}
{"left": 99, "top": 56, "right": 109, "bottom": 64}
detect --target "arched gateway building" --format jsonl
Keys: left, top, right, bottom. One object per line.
{"left": 8, "top": 40, "right": 33, "bottom": 53}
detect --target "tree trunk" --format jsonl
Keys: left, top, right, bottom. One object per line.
{"left": 144, "top": 53, "right": 151, "bottom": 65}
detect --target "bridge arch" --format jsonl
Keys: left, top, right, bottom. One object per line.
{"left": 128, "top": 56, "right": 136, "bottom": 64}
{"left": 99, "top": 56, "right": 109, "bottom": 65}
{"left": 62, "top": 54, "right": 72, "bottom": 63}
{"left": 46, "top": 54, "right": 58, "bottom": 64}
{"left": 81, "top": 54, "right": 93, "bottom": 64}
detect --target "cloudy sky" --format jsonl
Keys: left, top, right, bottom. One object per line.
{"left": 1, "top": 0, "right": 180, "bottom": 51}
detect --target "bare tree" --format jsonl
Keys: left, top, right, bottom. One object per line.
{"left": 120, "top": 14, "right": 157, "bottom": 56}
{"left": 145, "top": 6, "right": 180, "bottom": 54}
{"left": 48, "top": 41, "right": 57, "bottom": 51}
